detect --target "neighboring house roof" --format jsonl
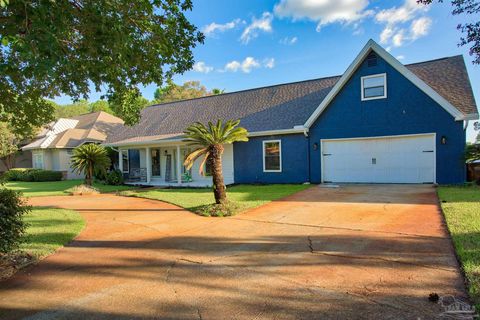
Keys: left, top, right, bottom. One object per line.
{"left": 105, "top": 40, "right": 478, "bottom": 147}
{"left": 23, "top": 111, "right": 124, "bottom": 150}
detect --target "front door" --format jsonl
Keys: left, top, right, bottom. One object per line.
{"left": 151, "top": 148, "right": 161, "bottom": 177}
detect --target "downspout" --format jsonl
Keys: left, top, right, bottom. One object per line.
{"left": 303, "top": 127, "right": 311, "bottom": 183}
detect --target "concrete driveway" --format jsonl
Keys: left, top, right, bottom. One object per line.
{"left": 0, "top": 185, "right": 466, "bottom": 319}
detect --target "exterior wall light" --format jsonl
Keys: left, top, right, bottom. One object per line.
{"left": 441, "top": 136, "right": 447, "bottom": 145}
{"left": 313, "top": 142, "right": 318, "bottom": 150}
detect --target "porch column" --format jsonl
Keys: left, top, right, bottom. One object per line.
{"left": 146, "top": 147, "right": 151, "bottom": 183}
{"left": 176, "top": 145, "right": 182, "bottom": 184}
{"left": 118, "top": 148, "right": 123, "bottom": 173}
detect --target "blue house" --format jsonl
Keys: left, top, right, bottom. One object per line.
{"left": 105, "top": 40, "right": 478, "bottom": 186}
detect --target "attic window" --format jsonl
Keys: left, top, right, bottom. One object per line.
{"left": 361, "top": 73, "right": 387, "bottom": 101}
{"left": 366, "top": 52, "right": 377, "bottom": 67}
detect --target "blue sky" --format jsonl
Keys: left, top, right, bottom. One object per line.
{"left": 55, "top": 0, "right": 479, "bottom": 141}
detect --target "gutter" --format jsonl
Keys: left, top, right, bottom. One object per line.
{"left": 105, "top": 126, "right": 310, "bottom": 148}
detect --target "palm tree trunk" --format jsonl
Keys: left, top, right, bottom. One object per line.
{"left": 86, "top": 163, "right": 93, "bottom": 186}
{"left": 211, "top": 144, "right": 226, "bottom": 204}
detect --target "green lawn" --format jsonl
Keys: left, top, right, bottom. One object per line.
{"left": 437, "top": 185, "right": 480, "bottom": 309}
{"left": 21, "top": 207, "right": 85, "bottom": 257}
{"left": 122, "top": 184, "right": 311, "bottom": 216}
{"left": 5, "top": 180, "right": 134, "bottom": 197}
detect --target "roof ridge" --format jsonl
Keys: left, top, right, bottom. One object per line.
{"left": 145, "top": 54, "right": 462, "bottom": 109}
{"left": 146, "top": 75, "right": 342, "bottom": 109}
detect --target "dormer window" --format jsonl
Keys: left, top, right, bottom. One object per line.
{"left": 361, "top": 73, "right": 387, "bottom": 101}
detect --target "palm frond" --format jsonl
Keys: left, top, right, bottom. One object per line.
{"left": 183, "top": 147, "right": 208, "bottom": 170}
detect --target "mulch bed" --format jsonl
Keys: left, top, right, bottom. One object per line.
{"left": 0, "top": 252, "right": 36, "bottom": 281}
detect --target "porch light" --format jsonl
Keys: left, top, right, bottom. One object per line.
{"left": 441, "top": 136, "right": 447, "bottom": 145}
{"left": 313, "top": 143, "right": 318, "bottom": 150}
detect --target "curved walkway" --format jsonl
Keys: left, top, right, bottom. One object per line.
{"left": 0, "top": 185, "right": 466, "bottom": 319}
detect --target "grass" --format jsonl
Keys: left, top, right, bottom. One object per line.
{"left": 122, "top": 184, "right": 311, "bottom": 216}
{"left": 437, "top": 185, "right": 480, "bottom": 309}
{"left": 21, "top": 207, "right": 85, "bottom": 257}
{"left": 5, "top": 180, "right": 134, "bottom": 197}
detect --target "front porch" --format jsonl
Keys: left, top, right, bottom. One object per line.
{"left": 118, "top": 142, "right": 234, "bottom": 187}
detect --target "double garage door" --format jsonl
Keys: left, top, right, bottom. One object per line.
{"left": 322, "top": 134, "right": 435, "bottom": 184}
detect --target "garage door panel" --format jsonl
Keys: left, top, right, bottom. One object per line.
{"left": 322, "top": 135, "right": 435, "bottom": 184}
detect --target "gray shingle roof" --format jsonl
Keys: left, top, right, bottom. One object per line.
{"left": 106, "top": 55, "right": 478, "bottom": 145}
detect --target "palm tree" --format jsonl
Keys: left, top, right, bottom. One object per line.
{"left": 70, "top": 144, "right": 111, "bottom": 186}
{"left": 183, "top": 120, "right": 248, "bottom": 204}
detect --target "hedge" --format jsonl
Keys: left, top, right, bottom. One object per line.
{"left": 3, "top": 169, "right": 63, "bottom": 182}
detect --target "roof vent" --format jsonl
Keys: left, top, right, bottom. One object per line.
{"left": 366, "top": 52, "right": 377, "bottom": 67}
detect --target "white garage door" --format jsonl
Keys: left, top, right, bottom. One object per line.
{"left": 322, "top": 134, "right": 435, "bottom": 184}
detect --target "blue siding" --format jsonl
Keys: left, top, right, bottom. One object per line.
{"left": 233, "top": 53, "right": 465, "bottom": 185}
{"left": 234, "top": 134, "right": 309, "bottom": 184}
{"left": 308, "top": 54, "right": 465, "bottom": 184}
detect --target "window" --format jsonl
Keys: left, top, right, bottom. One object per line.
{"left": 263, "top": 140, "right": 282, "bottom": 172}
{"left": 361, "top": 73, "right": 387, "bottom": 101}
{"left": 121, "top": 150, "right": 129, "bottom": 173}
{"left": 33, "top": 153, "right": 44, "bottom": 169}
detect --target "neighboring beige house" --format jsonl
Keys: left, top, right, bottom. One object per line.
{"left": 22, "top": 112, "right": 124, "bottom": 179}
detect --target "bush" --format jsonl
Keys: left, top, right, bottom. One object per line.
{"left": 105, "top": 169, "right": 124, "bottom": 186}
{"left": 3, "top": 169, "right": 63, "bottom": 182}
{"left": 29, "top": 170, "right": 63, "bottom": 182}
{"left": 0, "top": 188, "right": 31, "bottom": 253}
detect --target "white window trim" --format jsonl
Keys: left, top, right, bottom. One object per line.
{"left": 121, "top": 149, "right": 129, "bottom": 173}
{"left": 262, "top": 140, "right": 282, "bottom": 173}
{"left": 33, "top": 152, "right": 44, "bottom": 169}
{"left": 361, "top": 73, "right": 387, "bottom": 101}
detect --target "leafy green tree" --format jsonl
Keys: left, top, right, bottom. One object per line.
{"left": 183, "top": 120, "right": 248, "bottom": 204}
{"left": 109, "top": 89, "right": 150, "bottom": 124}
{"left": 70, "top": 144, "right": 111, "bottom": 186}
{"left": 418, "top": 0, "right": 480, "bottom": 64}
{"left": 54, "top": 100, "right": 90, "bottom": 118}
{"left": 0, "top": 122, "right": 18, "bottom": 170}
{"left": 89, "top": 100, "right": 113, "bottom": 115}
{"left": 0, "top": 0, "right": 204, "bottom": 132}
{"left": 212, "top": 88, "right": 225, "bottom": 95}
{"left": 153, "top": 81, "right": 210, "bottom": 104}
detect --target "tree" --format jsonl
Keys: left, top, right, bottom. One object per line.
{"left": 183, "top": 120, "right": 248, "bottom": 204}
{"left": 54, "top": 100, "right": 90, "bottom": 118}
{"left": 153, "top": 81, "right": 211, "bottom": 104}
{"left": 0, "top": 123, "right": 19, "bottom": 170}
{"left": 418, "top": 0, "right": 480, "bottom": 64}
{"left": 89, "top": 100, "right": 113, "bottom": 115}
{"left": 212, "top": 88, "right": 225, "bottom": 95}
{"left": 0, "top": 1, "right": 204, "bottom": 133}
{"left": 70, "top": 144, "right": 111, "bottom": 186}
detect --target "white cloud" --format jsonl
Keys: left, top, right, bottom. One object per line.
{"left": 279, "top": 36, "right": 298, "bottom": 45}
{"left": 224, "top": 57, "right": 260, "bottom": 73}
{"left": 274, "top": 0, "right": 373, "bottom": 31}
{"left": 396, "top": 55, "right": 405, "bottom": 60}
{"left": 240, "top": 12, "right": 273, "bottom": 44}
{"left": 410, "top": 17, "right": 432, "bottom": 39}
{"left": 375, "top": 0, "right": 432, "bottom": 47}
{"left": 192, "top": 61, "right": 213, "bottom": 74}
{"left": 222, "top": 57, "right": 274, "bottom": 73}
{"left": 392, "top": 30, "right": 405, "bottom": 47}
{"left": 264, "top": 58, "right": 275, "bottom": 69}
{"left": 202, "top": 19, "right": 244, "bottom": 37}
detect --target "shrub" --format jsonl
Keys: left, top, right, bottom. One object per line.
{"left": 105, "top": 169, "right": 124, "bottom": 186}
{"left": 29, "top": 170, "right": 63, "bottom": 182}
{"left": 3, "top": 168, "right": 29, "bottom": 181}
{"left": 66, "top": 184, "right": 99, "bottom": 196}
{"left": 3, "top": 169, "right": 63, "bottom": 182}
{"left": 0, "top": 188, "right": 31, "bottom": 253}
